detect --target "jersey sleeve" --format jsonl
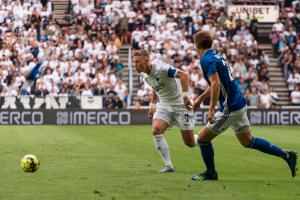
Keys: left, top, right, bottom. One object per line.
{"left": 156, "top": 61, "right": 178, "bottom": 78}
{"left": 205, "top": 59, "right": 217, "bottom": 78}
{"left": 166, "top": 66, "right": 178, "bottom": 78}
{"left": 152, "top": 59, "right": 178, "bottom": 78}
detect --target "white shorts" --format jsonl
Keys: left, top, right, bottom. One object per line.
{"left": 153, "top": 104, "right": 195, "bottom": 131}
{"left": 207, "top": 106, "right": 251, "bottom": 134}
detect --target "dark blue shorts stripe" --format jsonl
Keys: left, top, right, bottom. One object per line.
{"left": 211, "top": 116, "right": 225, "bottom": 130}
{"left": 213, "top": 112, "right": 229, "bottom": 130}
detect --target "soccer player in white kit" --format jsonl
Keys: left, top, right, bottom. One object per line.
{"left": 133, "top": 50, "right": 196, "bottom": 172}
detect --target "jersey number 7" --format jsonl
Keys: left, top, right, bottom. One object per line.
{"left": 184, "top": 114, "right": 189, "bottom": 123}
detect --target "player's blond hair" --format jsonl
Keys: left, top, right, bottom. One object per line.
{"left": 133, "top": 49, "right": 150, "bottom": 58}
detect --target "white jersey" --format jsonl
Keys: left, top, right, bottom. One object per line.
{"left": 142, "top": 59, "right": 189, "bottom": 105}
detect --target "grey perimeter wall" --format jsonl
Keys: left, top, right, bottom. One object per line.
{"left": 0, "top": 109, "right": 299, "bottom": 125}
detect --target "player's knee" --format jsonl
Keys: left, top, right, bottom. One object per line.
{"left": 152, "top": 126, "right": 164, "bottom": 135}
{"left": 187, "top": 143, "right": 196, "bottom": 148}
{"left": 184, "top": 140, "right": 195, "bottom": 148}
{"left": 198, "top": 134, "right": 213, "bottom": 143}
{"left": 237, "top": 133, "right": 253, "bottom": 148}
{"left": 240, "top": 140, "right": 251, "bottom": 148}
{"left": 240, "top": 137, "right": 253, "bottom": 148}
{"left": 181, "top": 131, "right": 196, "bottom": 148}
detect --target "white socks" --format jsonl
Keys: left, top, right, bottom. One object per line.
{"left": 194, "top": 134, "right": 199, "bottom": 145}
{"left": 153, "top": 134, "right": 173, "bottom": 167}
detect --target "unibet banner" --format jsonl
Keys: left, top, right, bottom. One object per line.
{"left": 0, "top": 109, "right": 300, "bottom": 125}
{"left": 228, "top": 5, "right": 279, "bottom": 23}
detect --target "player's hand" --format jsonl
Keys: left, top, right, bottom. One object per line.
{"left": 193, "top": 96, "right": 203, "bottom": 111}
{"left": 184, "top": 96, "right": 193, "bottom": 111}
{"left": 148, "top": 108, "right": 156, "bottom": 118}
{"left": 208, "top": 109, "right": 215, "bottom": 124}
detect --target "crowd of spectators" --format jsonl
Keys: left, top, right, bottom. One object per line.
{"left": 130, "top": 0, "right": 277, "bottom": 108}
{"left": 1, "top": 0, "right": 300, "bottom": 108}
{"left": 0, "top": 0, "right": 128, "bottom": 108}
{"left": 273, "top": 0, "right": 300, "bottom": 104}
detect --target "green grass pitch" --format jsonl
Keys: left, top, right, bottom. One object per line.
{"left": 0, "top": 125, "right": 299, "bottom": 200}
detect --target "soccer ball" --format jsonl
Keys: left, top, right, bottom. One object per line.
{"left": 21, "top": 154, "right": 40, "bottom": 173}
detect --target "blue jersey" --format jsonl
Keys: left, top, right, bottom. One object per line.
{"left": 200, "top": 49, "right": 246, "bottom": 113}
{"left": 27, "top": 62, "right": 44, "bottom": 81}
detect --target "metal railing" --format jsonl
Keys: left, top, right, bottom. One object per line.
{"left": 128, "top": 46, "right": 133, "bottom": 106}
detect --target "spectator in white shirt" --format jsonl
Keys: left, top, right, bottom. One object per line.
{"left": 81, "top": 83, "right": 93, "bottom": 97}
{"left": 272, "top": 19, "right": 285, "bottom": 32}
{"left": 291, "top": 86, "right": 300, "bottom": 104}
{"left": 260, "top": 89, "right": 272, "bottom": 109}
{"left": 136, "top": 84, "right": 148, "bottom": 103}
{"left": 114, "top": 79, "right": 127, "bottom": 99}
{"left": 46, "top": 78, "right": 59, "bottom": 96}
{"left": 287, "top": 70, "right": 300, "bottom": 91}
{"left": 106, "top": 41, "right": 118, "bottom": 55}
{"left": 268, "top": 87, "right": 278, "bottom": 106}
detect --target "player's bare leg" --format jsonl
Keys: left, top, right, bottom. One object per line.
{"left": 191, "top": 127, "right": 218, "bottom": 180}
{"left": 152, "top": 118, "right": 175, "bottom": 172}
{"left": 198, "top": 127, "right": 217, "bottom": 142}
{"left": 180, "top": 130, "right": 196, "bottom": 148}
{"left": 236, "top": 131, "right": 298, "bottom": 177}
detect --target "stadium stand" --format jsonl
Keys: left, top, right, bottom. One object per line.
{"left": 128, "top": 0, "right": 277, "bottom": 108}
{"left": 128, "top": 0, "right": 300, "bottom": 107}
{"left": 0, "top": 0, "right": 128, "bottom": 108}
{"left": 0, "top": 0, "right": 299, "bottom": 107}
{"left": 231, "top": 0, "right": 277, "bottom": 4}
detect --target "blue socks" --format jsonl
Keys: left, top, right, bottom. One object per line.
{"left": 198, "top": 137, "right": 287, "bottom": 174}
{"left": 198, "top": 141, "right": 216, "bottom": 173}
{"left": 248, "top": 137, "right": 287, "bottom": 159}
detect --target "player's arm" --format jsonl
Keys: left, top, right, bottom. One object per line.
{"left": 208, "top": 72, "right": 220, "bottom": 123}
{"left": 175, "top": 70, "right": 189, "bottom": 93}
{"left": 148, "top": 91, "right": 158, "bottom": 118}
{"left": 193, "top": 85, "right": 211, "bottom": 111}
{"left": 151, "top": 91, "right": 158, "bottom": 104}
{"left": 163, "top": 64, "right": 192, "bottom": 110}
{"left": 175, "top": 70, "right": 192, "bottom": 110}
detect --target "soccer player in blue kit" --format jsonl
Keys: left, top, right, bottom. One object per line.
{"left": 19, "top": 50, "right": 51, "bottom": 95}
{"left": 191, "top": 31, "right": 298, "bottom": 180}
